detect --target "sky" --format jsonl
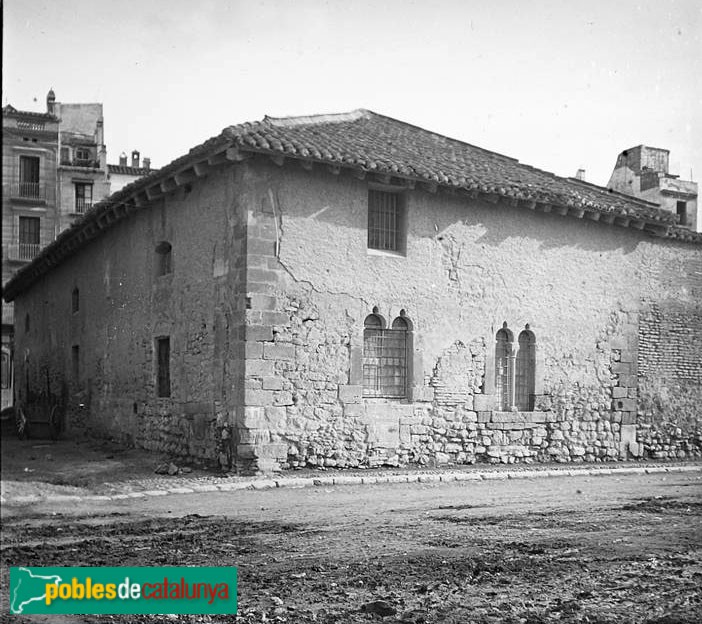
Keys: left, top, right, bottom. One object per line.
{"left": 3, "top": 0, "right": 701, "bottom": 188}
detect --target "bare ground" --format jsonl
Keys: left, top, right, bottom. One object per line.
{"left": 2, "top": 471, "right": 701, "bottom": 623}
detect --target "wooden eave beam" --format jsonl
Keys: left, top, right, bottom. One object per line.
{"left": 423, "top": 182, "right": 438, "bottom": 194}
{"left": 270, "top": 154, "right": 285, "bottom": 167}
{"left": 226, "top": 147, "right": 249, "bottom": 162}
{"left": 300, "top": 160, "right": 314, "bottom": 171}
{"left": 485, "top": 193, "right": 500, "bottom": 204}
{"left": 555, "top": 206, "right": 569, "bottom": 216}
{"left": 328, "top": 164, "right": 341, "bottom": 175}
{"left": 145, "top": 185, "right": 162, "bottom": 201}
{"left": 585, "top": 211, "right": 600, "bottom": 221}
{"left": 539, "top": 204, "right": 552, "bottom": 213}
{"left": 615, "top": 216, "right": 631, "bottom": 228}
{"left": 160, "top": 178, "right": 177, "bottom": 194}
{"left": 631, "top": 219, "right": 646, "bottom": 230}
{"left": 174, "top": 170, "right": 196, "bottom": 186}
{"left": 570, "top": 207, "right": 585, "bottom": 219}
{"left": 601, "top": 213, "right": 616, "bottom": 225}
{"left": 194, "top": 161, "right": 209, "bottom": 177}
{"left": 375, "top": 173, "right": 392, "bottom": 185}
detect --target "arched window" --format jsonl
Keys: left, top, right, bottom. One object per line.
{"left": 363, "top": 311, "right": 409, "bottom": 398}
{"left": 516, "top": 327, "right": 536, "bottom": 411}
{"left": 495, "top": 323, "right": 513, "bottom": 410}
{"left": 155, "top": 241, "right": 172, "bottom": 276}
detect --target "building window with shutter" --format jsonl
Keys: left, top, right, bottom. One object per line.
{"left": 19, "top": 155, "right": 40, "bottom": 198}
{"left": 18, "top": 216, "right": 41, "bottom": 260}
{"left": 75, "top": 183, "right": 93, "bottom": 213}
{"left": 156, "top": 337, "right": 171, "bottom": 398}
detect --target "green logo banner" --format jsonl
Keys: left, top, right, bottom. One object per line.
{"left": 9, "top": 566, "right": 237, "bottom": 615}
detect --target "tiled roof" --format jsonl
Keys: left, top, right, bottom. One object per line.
{"left": 220, "top": 109, "right": 676, "bottom": 225}
{"left": 108, "top": 164, "right": 158, "bottom": 176}
{"left": 4, "top": 109, "right": 700, "bottom": 302}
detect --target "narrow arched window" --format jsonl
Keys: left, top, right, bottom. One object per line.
{"left": 495, "top": 323, "right": 513, "bottom": 410}
{"left": 363, "top": 312, "right": 409, "bottom": 398}
{"left": 155, "top": 241, "right": 172, "bottom": 276}
{"left": 516, "top": 327, "right": 536, "bottom": 411}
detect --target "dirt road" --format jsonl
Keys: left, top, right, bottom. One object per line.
{"left": 2, "top": 471, "right": 701, "bottom": 623}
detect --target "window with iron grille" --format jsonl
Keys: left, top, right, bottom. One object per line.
{"left": 363, "top": 314, "right": 408, "bottom": 398}
{"left": 368, "top": 190, "right": 404, "bottom": 252}
{"left": 495, "top": 326, "right": 513, "bottom": 411}
{"left": 515, "top": 329, "right": 536, "bottom": 411}
{"left": 156, "top": 337, "right": 171, "bottom": 398}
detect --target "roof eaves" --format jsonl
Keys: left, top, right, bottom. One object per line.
{"left": 3, "top": 130, "right": 236, "bottom": 302}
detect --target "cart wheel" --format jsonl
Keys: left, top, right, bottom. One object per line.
{"left": 49, "top": 405, "right": 62, "bottom": 440}
{"left": 16, "top": 407, "right": 28, "bottom": 440}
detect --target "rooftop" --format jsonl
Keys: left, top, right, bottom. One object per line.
{"left": 4, "top": 109, "right": 701, "bottom": 301}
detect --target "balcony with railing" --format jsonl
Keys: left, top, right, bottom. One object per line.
{"left": 74, "top": 198, "right": 92, "bottom": 214}
{"left": 10, "top": 182, "right": 46, "bottom": 201}
{"left": 7, "top": 243, "right": 41, "bottom": 262}
{"left": 60, "top": 157, "right": 100, "bottom": 169}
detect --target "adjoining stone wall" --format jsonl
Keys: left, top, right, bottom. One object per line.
{"left": 12, "top": 166, "right": 247, "bottom": 464}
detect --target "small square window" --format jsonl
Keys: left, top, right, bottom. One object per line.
{"left": 368, "top": 190, "right": 405, "bottom": 253}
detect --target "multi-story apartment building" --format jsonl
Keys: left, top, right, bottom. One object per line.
{"left": 2, "top": 89, "right": 153, "bottom": 404}
{"left": 52, "top": 90, "right": 110, "bottom": 233}
{"left": 2, "top": 98, "right": 60, "bottom": 368}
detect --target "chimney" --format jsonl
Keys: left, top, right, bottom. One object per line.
{"left": 119, "top": 152, "right": 128, "bottom": 166}
{"left": 143, "top": 157, "right": 151, "bottom": 171}
{"left": 575, "top": 168, "right": 586, "bottom": 181}
{"left": 46, "top": 88, "right": 56, "bottom": 114}
{"left": 131, "top": 150, "right": 140, "bottom": 168}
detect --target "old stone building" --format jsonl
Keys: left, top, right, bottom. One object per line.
{"left": 4, "top": 110, "right": 701, "bottom": 472}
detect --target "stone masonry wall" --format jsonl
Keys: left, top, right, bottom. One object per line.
{"left": 237, "top": 159, "right": 702, "bottom": 471}
{"left": 10, "top": 157, "right": 702, "bottom": 473}
{"left": 12, "top": 165, "right": 248, "bottom": 465}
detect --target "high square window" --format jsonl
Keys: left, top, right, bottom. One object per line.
{"left": 368, "top": 190, "right": 405, "bottom": 253}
